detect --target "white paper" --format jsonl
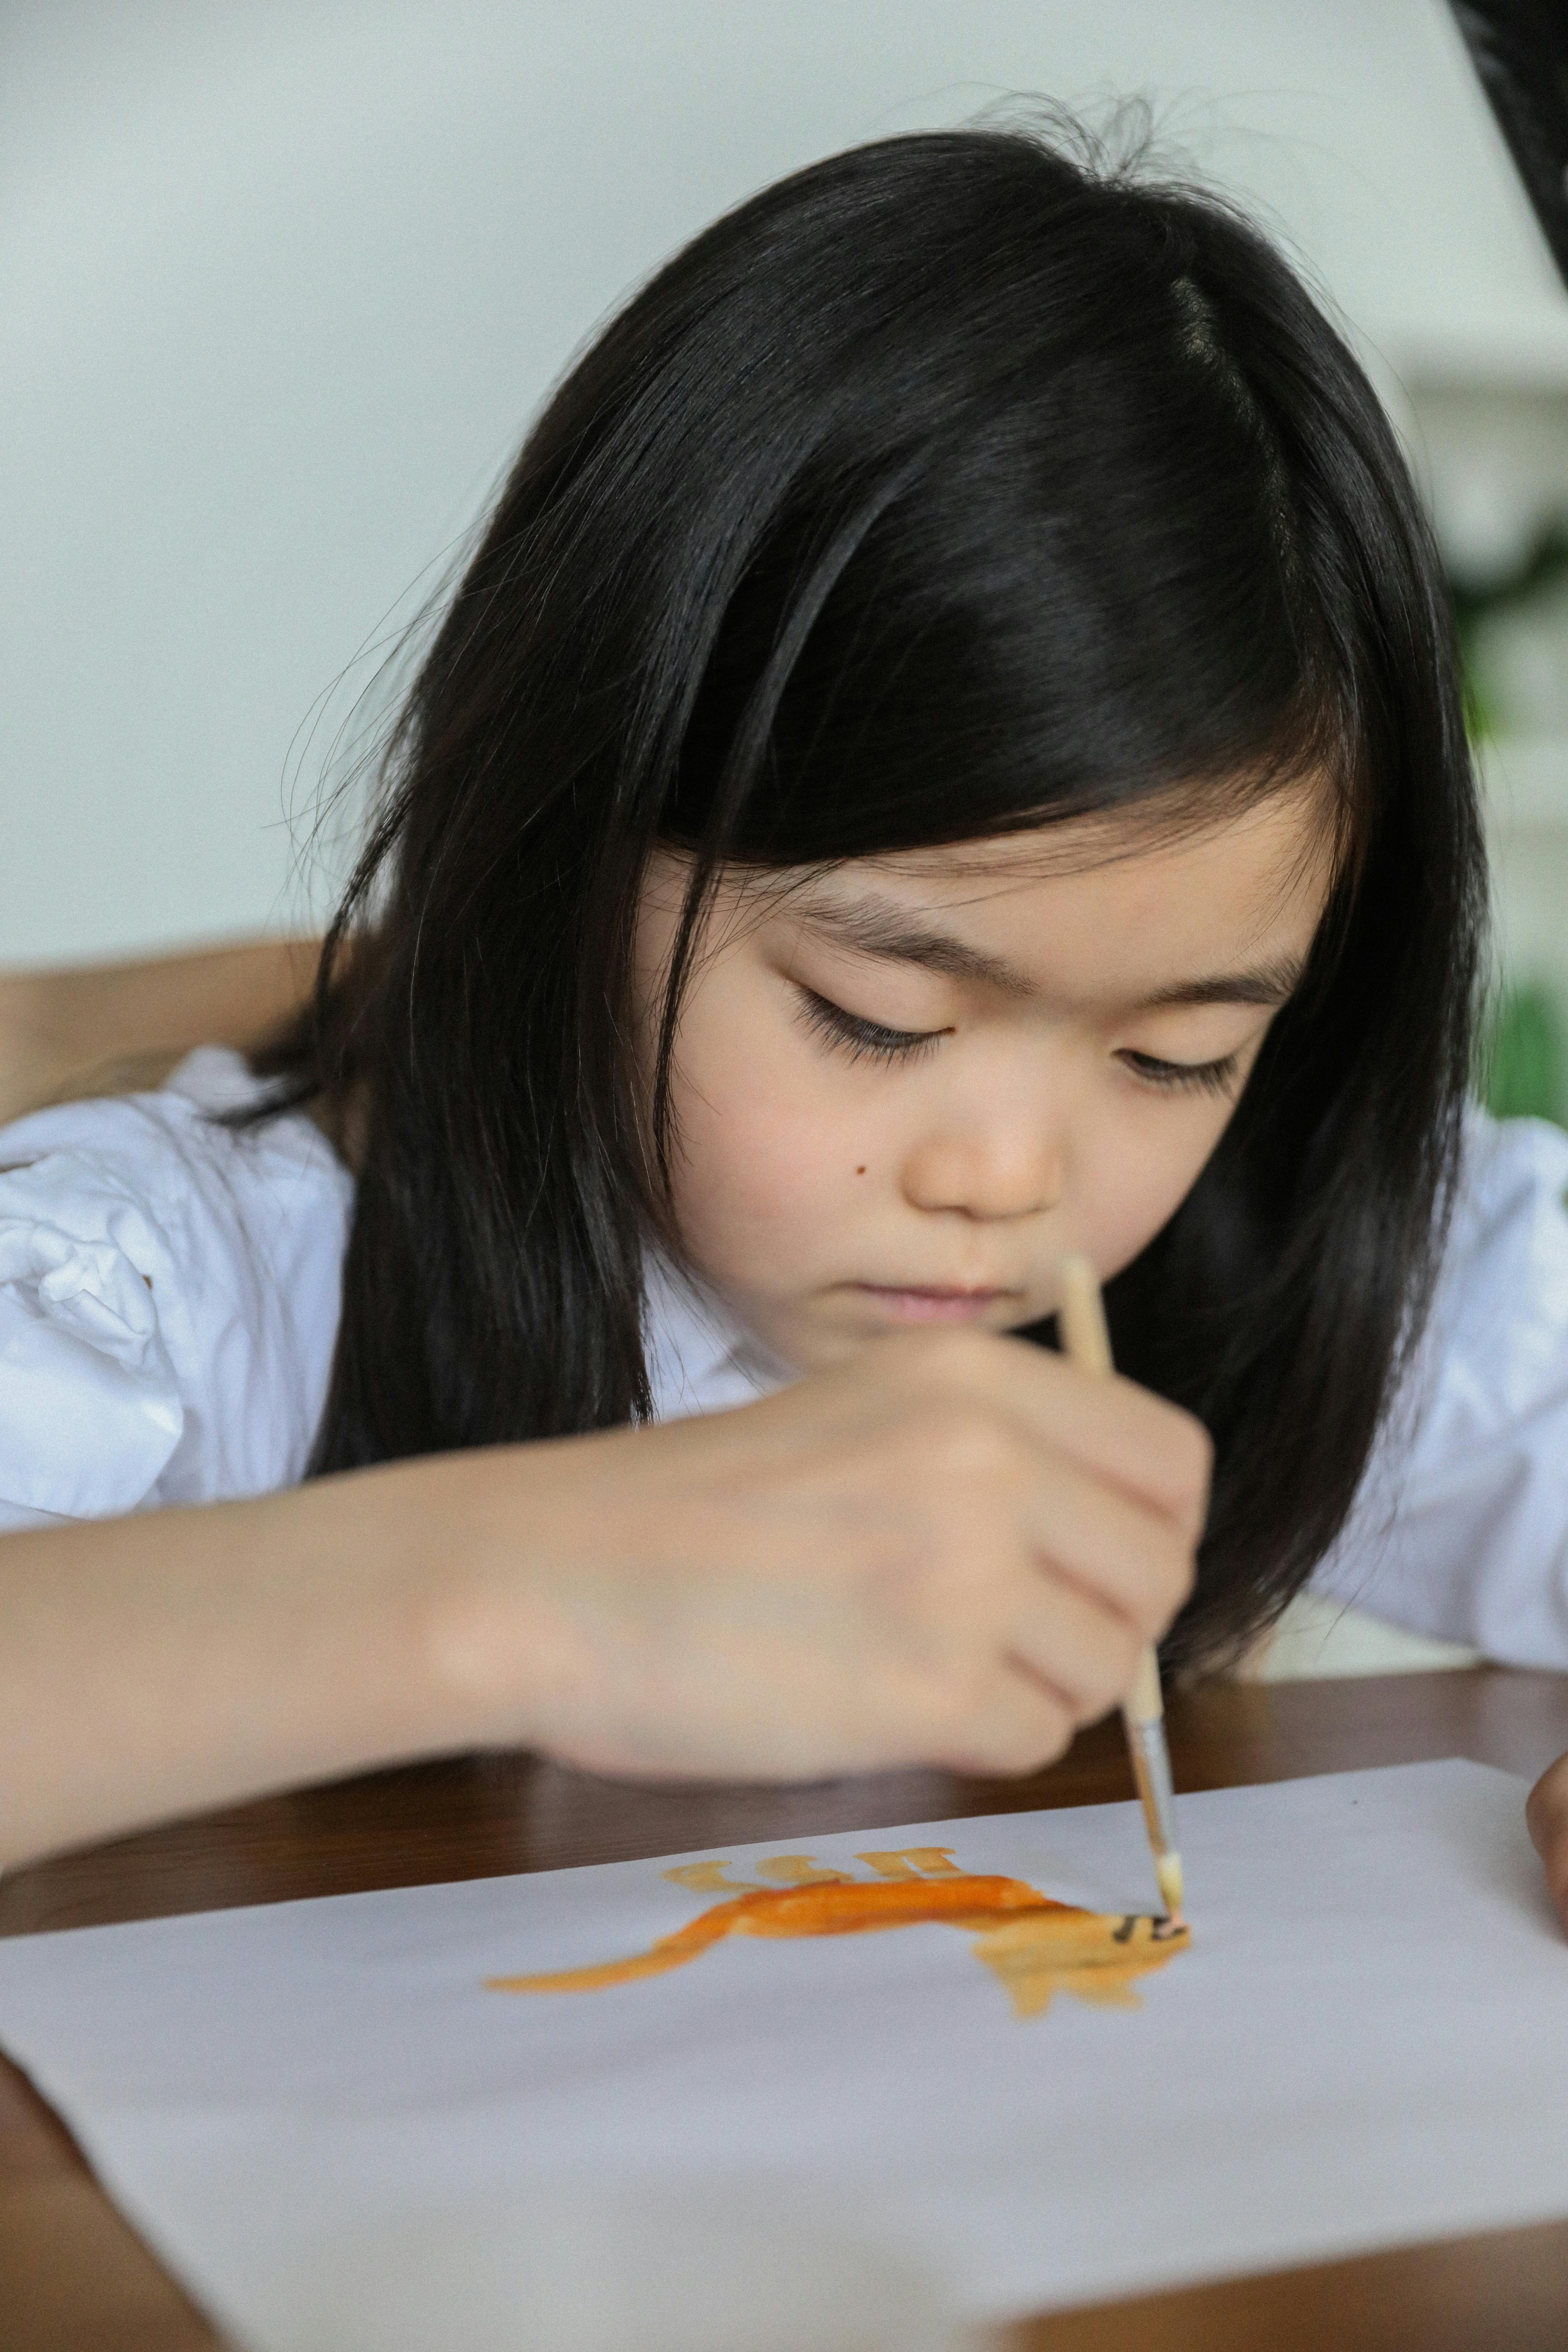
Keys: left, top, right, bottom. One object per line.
{"left": 2, "top": 1760, "right": 1567, "bottom": 2350}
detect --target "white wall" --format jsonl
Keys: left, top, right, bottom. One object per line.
{"left": 4, "top": 0, "right": 1563, "bottom": 963}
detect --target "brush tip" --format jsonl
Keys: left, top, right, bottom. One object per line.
{"left": 1155, "top": 1851, "right": 1186, "bottom": 1923}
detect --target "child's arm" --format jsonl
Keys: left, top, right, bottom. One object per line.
{"left": 1527, "top": 1755, "right": 1568, "bottom": 1931}
{"left": 0, "top": 1328, "right": 1206, "bottom": 1869}
{"left": 0, "top": 939, "right": 317, "bottom": 1122}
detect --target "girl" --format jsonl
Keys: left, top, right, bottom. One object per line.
{"left": 0, "top": 125, "right": 1499, "bottom": 1871}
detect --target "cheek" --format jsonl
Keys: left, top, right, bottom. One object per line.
{"left": 663, "top": 983, "right": 874, "bottom": 1265}
{"left": 1080, "top": 1100, "right": 1237, "bottom": 1281}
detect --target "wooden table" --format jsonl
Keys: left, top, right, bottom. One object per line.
{"left": 4, "top": 1666, "right": 1568, "bottom": 2351}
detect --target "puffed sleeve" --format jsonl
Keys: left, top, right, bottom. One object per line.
{"left": 0, "top": 1155, "right": 185, "bottom": 1525}
{"left": 1313, "top": 1111, "right": 1568, "bottom": 1665}
{"left": 0, "top": 1048, "right": 354, "bottom": 1533}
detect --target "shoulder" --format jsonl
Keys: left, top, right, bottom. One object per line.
{"left": 0, "top": 1048, "right": 355, "bottom": 1528}
{"left": 1313, "top": 1108, "right": 1568, "bottom": 1660}
{"left": 1423, "top": 1108, "right": 1568, "bottom": 1430}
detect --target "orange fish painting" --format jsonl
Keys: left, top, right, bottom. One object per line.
{"left": 486, "top": 1847, "right": 1189, "bottom": 2019}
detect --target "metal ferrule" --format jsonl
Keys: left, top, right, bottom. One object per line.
{"left": 1126, "top": 1716, "right": 1179, "bottom": 1863}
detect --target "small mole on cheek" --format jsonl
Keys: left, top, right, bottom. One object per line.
{"left": 855, "top": 1165, "right": 867, "bottom": 1176}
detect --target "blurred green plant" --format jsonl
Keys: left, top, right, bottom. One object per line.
{"left": 1447, "top": 532, "right": 1568, "bottom": 1129}
{"left": 1479, "top": 984, "right": 1566, "bottom": 1125}
{"left": 1450, "top": 523, "right": 1568, "bottom": 744}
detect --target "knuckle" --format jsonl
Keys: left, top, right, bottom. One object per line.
{"left": 939, "top": 1652, "right": 1003, "bottom": 1728}
{"left": 1170, "top": 1408, "right": 1214, "bottom": 1507}
{"left": 979, "top": 1704, "right": 1072, "bottom": 1779}
{"left": 905, "top": 1323, "right": 998, "bottom": 1393}
{"left": 1166, "top": 1530, "right": 1199, "bottom": 1606}
{"left": 910, "top": 1399, "right": 1015, "bottom": 1489}
{"left": 1139, "top": 1530, "right": 1196, "bottom": 1628}
{"left": 1130, "top": 1396, "right": 1213, "bottom": 1528}
{"left": 1097, "top": 1619, "right": 1147, "bottom": 1715}
{"left": 1065, "top": 1641, "right": 1137, "bottom": 1729}
{"left": 938, "top": 1674, "right": 1072, "bottom": 1778}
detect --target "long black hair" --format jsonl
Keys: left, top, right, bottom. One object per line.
{"left": 255, "top": 122, "right": 1485, "bottom": 1671}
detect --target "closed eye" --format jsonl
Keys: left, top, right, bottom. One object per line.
{"left": 1118, "top": 1047, "right": 1241, "bottom": 1100}
{"left": 793, "top": 988, "right": 945, "bottom": 1067}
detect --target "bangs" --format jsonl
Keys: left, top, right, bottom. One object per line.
{"left": 664, "top": 248, "right": 1372, "bottom": 906}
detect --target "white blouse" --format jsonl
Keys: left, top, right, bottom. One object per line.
{"left": 1312, "top": 1109, "right": 1568, "bottom": 1663}
{"left": 0, "top": 1050, "right": 352, "bottom": 1528}
{"left": 1, "top": 1051, "right": 1566, "bottom": 1668}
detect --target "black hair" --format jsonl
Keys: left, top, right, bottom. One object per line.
{"left": 255, "top": 121, "right": 1485, "bottom": 1672}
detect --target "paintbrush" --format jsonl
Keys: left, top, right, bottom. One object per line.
{"left": 1057, "top": 1253, "right": 1186, "bottom": 1927}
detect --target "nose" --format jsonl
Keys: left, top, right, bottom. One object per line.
{"left": 901, "top": 1116, "right": 1063, "bottom": 1223}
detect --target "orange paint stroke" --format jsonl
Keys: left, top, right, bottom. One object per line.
{"left": 485, "top": 1871, "right": 1189, "bottom": 2019}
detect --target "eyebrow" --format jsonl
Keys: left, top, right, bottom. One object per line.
{"left": 794, "top": 892, "right": 1305, "bottom": 1012}
{"left": 1133, "top": 960, "right": 1304, "bottom": 1011}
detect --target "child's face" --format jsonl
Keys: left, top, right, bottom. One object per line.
{"left": 634, "top": 790, "right": 1336, "bottom": 1373}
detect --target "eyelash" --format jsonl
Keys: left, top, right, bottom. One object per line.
{"left": 1118, "top": 1049, "right": 1241, "bottom": 1100}
{"left": 794, "top": 989, "right": 944, "bottom": 1066}
{"left": 795, "top": 989, "right": 1242, "bottom": 1099}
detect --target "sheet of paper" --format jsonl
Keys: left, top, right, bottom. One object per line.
{"left": 2, "top": 1760, "right": 1566, "bottom": 2350}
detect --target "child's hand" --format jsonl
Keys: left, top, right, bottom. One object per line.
{"left": 0, "top": 1325, "right": 1207, "bottom": 1865}
{"left": 439, "top": 1327, "right": 1209, "bottom": 1783}
{"left": 1527, "top": 1752, "right": 1568, "bottom": 1933}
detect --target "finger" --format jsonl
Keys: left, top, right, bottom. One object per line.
{"left": 1014, "top": 1448, "right": 1196, "bottom": 1641}
{"left": 913, "top": 1331, "right": 1212, "bottom": 1541}
{"left": 1526, "top": 1752, "right": 1568, "bottom": 1935}
{"left": 934, "top": 1663, "right": 1076, "bottom": 1779}
{"left": 1003, "top": 1570, "right": 1143, "bottom": 1724}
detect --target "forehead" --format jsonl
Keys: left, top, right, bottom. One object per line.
{"left": 784, "top": 789, "right": 1336, "bottom": 1003}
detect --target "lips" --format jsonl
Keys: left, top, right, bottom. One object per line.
{"left": 858, "top": 1283, "right": 1014, "bottom": 1301}
{"left": 853, "top": 1283, "right": 1017, "bottom": 1324}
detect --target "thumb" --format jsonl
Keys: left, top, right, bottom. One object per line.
{"left": 1525, "top": 1751, "right": 1568, "bottom": 1937}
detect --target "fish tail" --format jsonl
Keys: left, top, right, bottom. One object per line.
{"left": 485, "top": 1904, "right": 737, "bottom": 1994}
